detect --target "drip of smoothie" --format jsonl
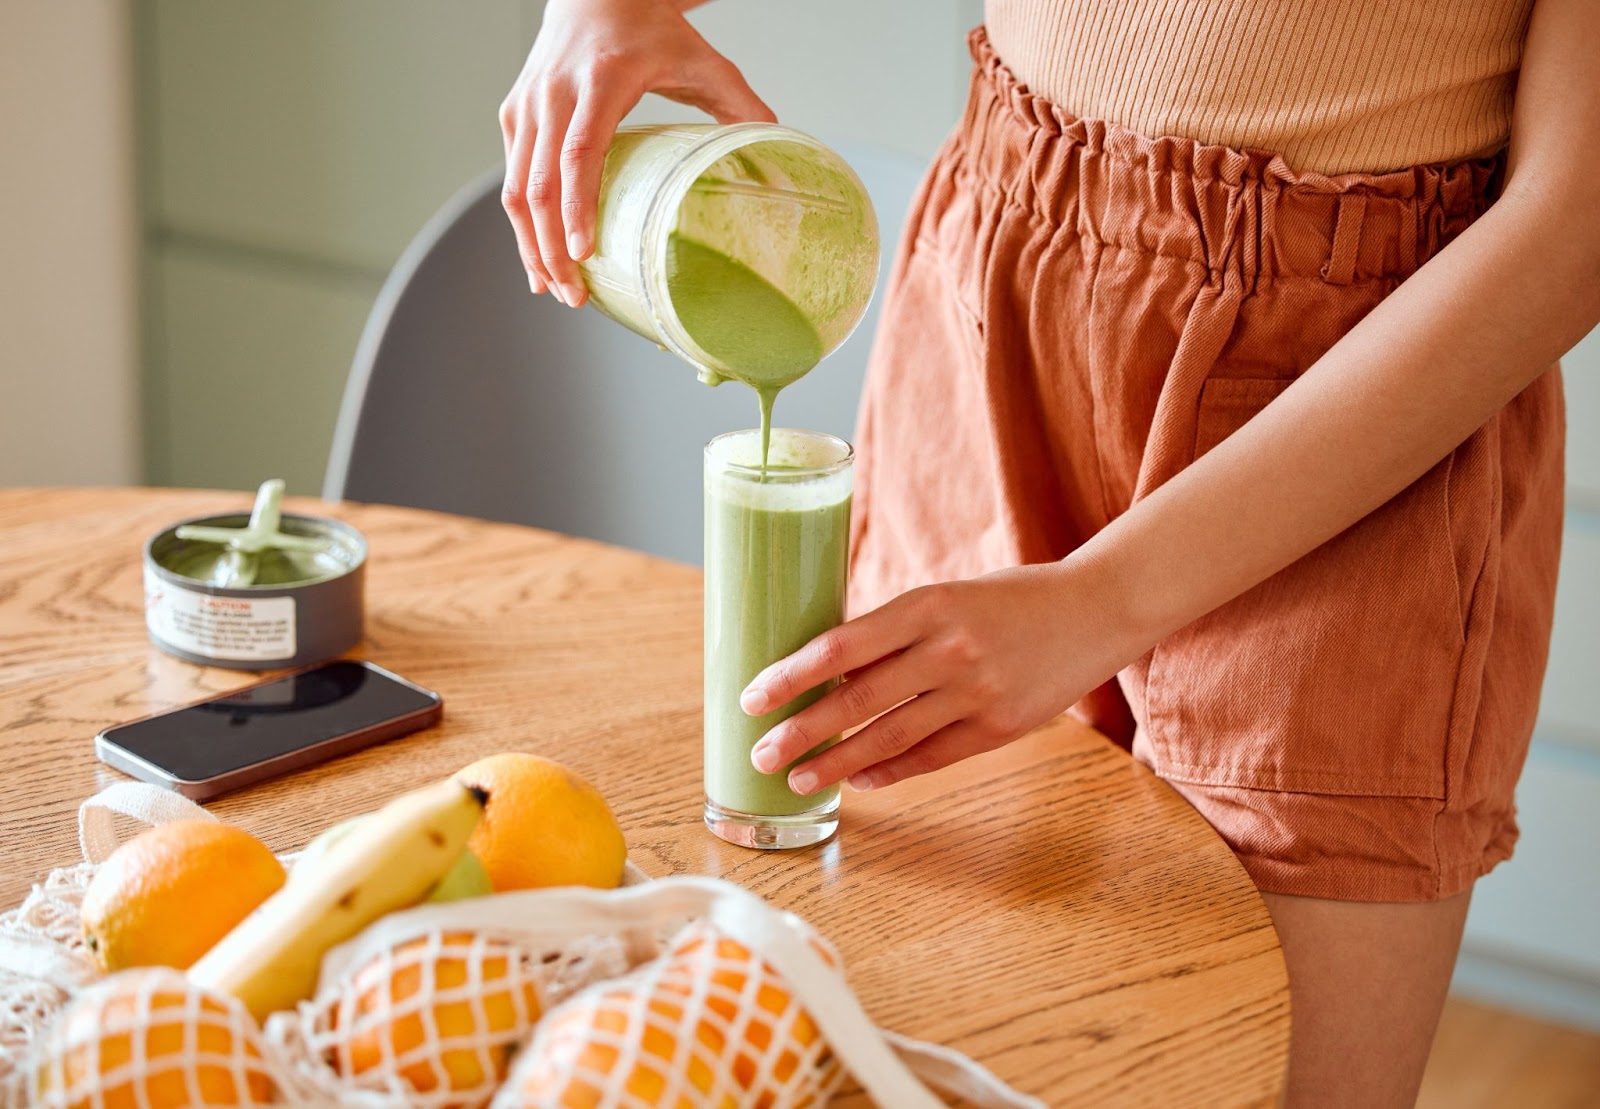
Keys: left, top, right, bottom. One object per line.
{"left": 665, "top": 233, "right": 823, "bottom": 467}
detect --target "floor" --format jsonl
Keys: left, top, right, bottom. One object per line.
{"left": 1416, "top": 997, "right": 1600, "bottom": 1107}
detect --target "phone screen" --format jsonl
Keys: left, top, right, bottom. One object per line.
{"left": 100, "top": 661, "right": 439, "bottom": 783}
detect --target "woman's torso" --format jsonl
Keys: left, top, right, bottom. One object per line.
{"left": 985, "top": 0, "right": 1535, "bottom": 175}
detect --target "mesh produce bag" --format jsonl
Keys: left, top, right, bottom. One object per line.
{"left": 318, "top": 881, "right": 1044, "bottom": 1108}
{"left": 0, "top": 784, "right": 1044, "bottom": 1109}
{"left": 289, "top": 919, "right": 650, "bottom": 1106}
{"left": 495, "top": 921, "right": 845, "bottom": 1107}
{"left": 27, "top": 966, "right": 283, "bottom": 1108}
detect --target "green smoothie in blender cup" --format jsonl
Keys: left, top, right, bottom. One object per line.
{"left": 579, "top": 123, "right": 879, "bottom": 465}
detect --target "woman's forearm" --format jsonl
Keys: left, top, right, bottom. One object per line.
{"left": 1079, "top": 182, "right": 1600, "bottom": 651}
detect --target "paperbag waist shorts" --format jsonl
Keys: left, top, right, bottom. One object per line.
{"left": 849, "top": 29, "right": 1565, "bottom": 902}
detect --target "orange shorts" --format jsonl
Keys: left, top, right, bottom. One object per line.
{"left": 849, "top": 30, "right": 1565, "bottom": 902}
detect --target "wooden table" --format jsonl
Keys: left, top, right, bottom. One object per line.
{"left": 0, "top": 488, "right": 1289, "bottom": 1105}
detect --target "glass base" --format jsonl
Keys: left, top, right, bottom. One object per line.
{"left": 703, "top": 794, "right": 839, "bottom": 850}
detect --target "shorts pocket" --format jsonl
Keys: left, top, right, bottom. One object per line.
{"left": 1143, "top": 375, "right": 1467, "bottom": 799}
{"left": 908, "top": 235, "right": 985, "bottom": 367}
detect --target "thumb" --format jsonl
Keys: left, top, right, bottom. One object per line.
{"left": 678, "top": 51, "right": 777, "bottom": 124}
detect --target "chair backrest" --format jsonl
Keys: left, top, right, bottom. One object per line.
{"left": 324, "top": 141, "right": 926, "bottom": 565}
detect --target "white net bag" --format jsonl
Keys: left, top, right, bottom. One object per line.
{"left": 0, "top": 782, "right": 231, "bottom": 1100}
{"left": 0, "top": 864, "right": 98, "bottom": 1081}
{"left": 284, "top": 919, "right": 653, "bottom": 1107}
{"left": 314, "top": 929, "right": 542, "bottom": 1102}
{"left": 0, "top": 785, "right": 1045, "bottom": 1109}
{"left": 493, "top": 920, "right": 845, "bottom": 1107}
{"left": 0, "top": 786, "right": 654, "bottom": 1109}
{"left": 329, "top": 881, "right": 1045, "bottom": 1109}
{"left": 27, "top": 966, "right": 284, "bottom": 1108}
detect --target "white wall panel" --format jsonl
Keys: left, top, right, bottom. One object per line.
{"left": 148, "top": 0, "right": 526, "bottom": 271}
{"left": 1540, "top": 520, "right": 1600, "bottom": 751}
{"left": 669, "top": 0, "right": 981, "bottom": 162}
{"left": 1460, "top": 741, "right": 1600, "bottom": 1028}
{"left": 0, "top": 0, "right": 140, "bottom": 485}
{"left": 1562, "top": 324, "right": 1600, "bottom": 506}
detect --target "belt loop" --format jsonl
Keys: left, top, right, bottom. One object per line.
{"left": 1321, "top": 193, "right": 1368, "bottom": 286}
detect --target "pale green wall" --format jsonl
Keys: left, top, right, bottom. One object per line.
{"left": 137, "top": 0, "right": 543, "bottom": 493}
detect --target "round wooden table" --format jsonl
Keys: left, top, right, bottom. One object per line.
{"left": 0, "top": 488, "right": 1288, "bottom": 1105}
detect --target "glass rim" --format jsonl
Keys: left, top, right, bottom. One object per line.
{"left": 704, "top": 428, "right": 854, "bottom": 480}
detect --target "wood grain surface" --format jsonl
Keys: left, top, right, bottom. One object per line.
{"left": 0, "top": 487, "right": 1289, "bottom": 1106}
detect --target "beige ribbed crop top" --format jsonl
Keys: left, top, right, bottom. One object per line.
{"left": 985, "top": 0, "right": 1534, "bottom": 175}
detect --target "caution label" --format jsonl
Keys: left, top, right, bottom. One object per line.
{"left": 144, "top": 568, "right": 296, "bottom": 661}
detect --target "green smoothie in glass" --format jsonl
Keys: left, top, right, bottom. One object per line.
{"left": 702, "top": 428, "right": 852, "bottom": 849}
{"left": 609, "top": 129, "right": 869, "bottom": 848}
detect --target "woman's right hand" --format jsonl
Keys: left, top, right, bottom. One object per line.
{"left": 499, "top": 0, "right": 775, "bottom": 308}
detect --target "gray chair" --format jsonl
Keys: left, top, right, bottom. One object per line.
{"left": 324, "top": 142, "right": 926, "bottom": 565}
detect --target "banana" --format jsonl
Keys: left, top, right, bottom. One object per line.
{"left": 188, "top": 777, "right": 487, "bottom": 1020}
{"left": 294, "top": 815, "right": 494, "bottom": 903}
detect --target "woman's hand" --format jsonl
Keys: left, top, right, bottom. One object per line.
{"left": 499, "top": 0, "right": 774, "bottom": 307}
{"left": 741, "top": 559, "right": 1144, "bottom": 795}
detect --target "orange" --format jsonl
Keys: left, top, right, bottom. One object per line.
{"left": 80, "top": 819, "right": 285, "bottom": 973}
{"left": 332, "top": 930, "right": 541, "bottom": 1105}
{"left": 454, "top": 753, "right": 626, "bottom": 891}
{"left": 503, "top": 923, "right": 841, "bottom": 1107}
{"left": 31, "top": 968, "right": 279, "bottom": 1108}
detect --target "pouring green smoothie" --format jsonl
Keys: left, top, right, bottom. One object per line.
{"left": 577, "top": 123, "right": 877, "bottom": 470}
{"left": 573, "top": 123, "right": 878, "bottom": 847}
{"left": 667, "top": 239, "right": 849, "bottom": 846}
{"left": 664, "top": 232, "right": 825, "bottom": 468}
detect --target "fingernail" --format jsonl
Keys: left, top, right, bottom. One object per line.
{"left": 789, "top": 770, "right": 818, "bottom": 795}
{"left": 567, "top": 231, "right": 588, "bottom": 260}
{"left": 848, "top": 772, "right": 874, "bottom": 792}
{"left": 562, "top": 283, "right": 586, "bottom": 307}
{"left": 549, "top": 283, "right": 567, "bottom": 306}
{"left": 750, "top": 742, "right": 776, "bottom": 774}
{"left": 528, "top": 272, "right": 545, "bottom": 295}
{"left": 741, "top": 687, "right": 768, "bottom": 715}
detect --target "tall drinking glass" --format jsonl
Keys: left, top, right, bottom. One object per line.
{"left": 704, "top": 428, "right": 853, "bottom": 849}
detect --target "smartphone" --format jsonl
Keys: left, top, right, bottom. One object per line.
{"left": 95, "top": 660, "right": 443, "bottom": 800}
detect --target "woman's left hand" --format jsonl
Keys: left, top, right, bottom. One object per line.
{"left": 741, "top": 558, "right": 1142, "bottom": 795}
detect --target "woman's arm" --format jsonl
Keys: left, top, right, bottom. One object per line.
{"left": 746, "top": 0, "right": 1600, "bottom": 795}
